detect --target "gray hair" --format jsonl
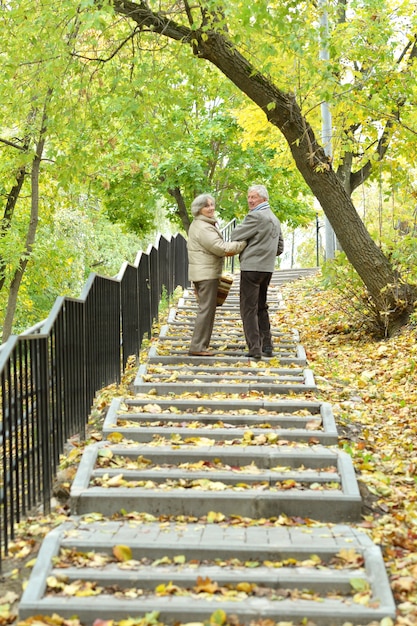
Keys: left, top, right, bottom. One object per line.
{"left": 248, "top": 184, "right": 269, "bottom": 201}
{"left": 190, "top": 193, "right": 215, "bottom": 217}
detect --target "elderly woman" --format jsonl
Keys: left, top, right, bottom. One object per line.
{"left": 187, "top": 193, "right": 246, "bottom": 357}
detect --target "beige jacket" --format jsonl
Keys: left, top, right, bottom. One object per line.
{"left": 187, "top": 215, "right": 246, "bottom": 282}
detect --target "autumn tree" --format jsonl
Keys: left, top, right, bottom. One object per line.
{"left": 97, "top": 94, "right": 313, "bottom": 234}
{"left": 101, "top": 0, "right": 417, "bottom": 335}
{"left": 3, "top": 0, "right": 417, "bottom": 337}
{"left": 1, "top": 1, "right": 315, "bottom": 338}
{"left": 0, "top": 3, "right": 155, "bottom": 338}
{"left": 79, "top": 39, "right": 312, "bottom": 234}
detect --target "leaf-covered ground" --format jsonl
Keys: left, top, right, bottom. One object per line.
{"left": 276, "top": 276, "right": 417, "bottom": 625}
{"left": 1, "top": 273, "right": 417, "bottom": 626}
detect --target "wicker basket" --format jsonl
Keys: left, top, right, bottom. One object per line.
{"left": 216, "top": 274, "right": 234, "bottom": 307}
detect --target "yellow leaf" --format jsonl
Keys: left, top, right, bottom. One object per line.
{"left": 106, "top": 432, "right": 124, "bottom": 443}
{"left": 337, "top": 549, "right": 363, "bottom": 565}
{"left": 235, "top": 582, "right": 253, "bottom": 593}
{"left": 113, "top": 544, "right": 133, "bottom": 562}
{"left": 9, "top": 569, "right": 19, "bottom": 581}
{"left": 63, "top": 582, "right": 81, "bottom": 596}
{"left": 195, "top": 576, "right": 218, "bottom": 594}
{"left": 97, "top": 448, "right": 114, "bottom": 460}
{"left": 66, "top": 447, "right": 82, "bottom": 462}
{"left": 46, "top": 576, "right": 65, "bottom": 589}
{"left": 155, "top": 581, "right": 179, "bottom": 595}
{"left": 267, "top": 432, "right": 279, "bottom": 443}
{"left": 353, "top": 591, "right": 371, "bottom": 605}
{"left": 152, "top": 556, "right": 172, "bottom": 566}
{"left": 143, "top": 403, "right": 162, "bottom": 413}
{"left": 0, "top": 592, "right": 18, "bottom": 605}
{"left": 136, "top": 455, "right": 153, "bottom": 468}
{"left": 173, "top": 555, "right": 186, "bottom": 564}
{"left": 350, "top": 578, "right": 370, "bottom": 594}
{"left": 76, "top": 587, "right": 102, "bottom": 597}
{"left": 206, "top": 511, "right": 225, "bottom": 523}
{"left": 209, "top": 609, "right": 228, "bottom": 625}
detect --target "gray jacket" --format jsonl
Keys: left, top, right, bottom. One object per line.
{"left": 187, "top": 215, "right": 246, "bottom": 282}
{"left": 231, "top": 205, "right": 284, "bottom": 272}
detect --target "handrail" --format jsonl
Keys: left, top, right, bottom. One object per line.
{"left": 0, "top": 232, "right": 188, "bottom": 565}
{"left": 221, "top": 218, "right": 237, "bottom": 273}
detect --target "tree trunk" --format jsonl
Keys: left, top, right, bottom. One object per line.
{"left": 2, "top": 156, "right": 41, "bottom": 342}
{"left": 113, "top": 1, "right": 415, "bottom": 334}
{"left": 168, "top": 186, "right": 191, "bottom": 233}
{"left": 0, "top": 166, "right": 27, "bottom": 292}
{"left": 1, "top": 97, "right": 49, "bottom": 341}
{"left": 193, "top": 34, "right": 414, "bottom": 316}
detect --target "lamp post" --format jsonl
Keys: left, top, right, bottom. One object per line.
{"left": 319, "top": 0, "right": 337, "bottom": 260}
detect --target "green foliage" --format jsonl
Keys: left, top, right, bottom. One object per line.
{"left": 1, "top": 0, "right": 417, "bottom": 335}
{"left": 351, "top": 177, "right": 417, "bottom": 278}
{"left": 101, "top": 173, "right": 157, "bottom": 235}
{"left": 83, "top": 57, "right": 314, "bottom": 231}
{"left": 0, "top": 204, "right": 147, "bottom": 334}
{"left": 292, "top": 225, "right": 320, "bottom": 268}
{"left": 384, "top": 232, "right": 417, "bottom": 303}
{"left": 320, "top": 253, "right": 382, "bottom": 335}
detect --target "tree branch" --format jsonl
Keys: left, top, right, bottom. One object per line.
{"left": 113, "top": 0, "right": 193, "bottom": 42}
{"left": 71, "top": 26, "right": 141, "bottom": 62}
{"left": 349, "top": 33, "right": 417, "bottom": 192}
{"left": 0, "top": 137, "right": 27, "bottom": 151}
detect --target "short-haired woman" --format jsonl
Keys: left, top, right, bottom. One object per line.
{"left": 187, "top": 193, "right": 246, "bottom": 356}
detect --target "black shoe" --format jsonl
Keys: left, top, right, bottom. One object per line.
{"left": 245, "top": 352, "right": 262, "bottom": 361}
{"left": 262, "top": 348, "right": 273, "bottom": 357}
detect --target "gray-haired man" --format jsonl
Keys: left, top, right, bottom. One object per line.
{"left": 231, "top": 184, "right": 284, "bottom": 360}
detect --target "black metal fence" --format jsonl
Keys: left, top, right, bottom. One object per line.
{"left": 222, "top": 218, "right": 237, "bottom": 273}
{"left": 0, "top": 232, "right": 188, "bottom": 563}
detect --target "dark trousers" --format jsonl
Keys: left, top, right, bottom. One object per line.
{"left": 189, "top": 278, "right": 218, "bottom": 352}
{"left": 240, "top": 270, "right": 273, "bottom": 356}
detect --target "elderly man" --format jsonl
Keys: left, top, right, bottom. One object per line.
{"left": 231, "top": 184, "right": 284, "bottom": 361}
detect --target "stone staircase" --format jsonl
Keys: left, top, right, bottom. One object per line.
{"left": 19, "top": 269, "right": 396, "bottom": 625}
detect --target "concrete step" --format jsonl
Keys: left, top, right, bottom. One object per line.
{"left": 156, "top": 323, "right": 306, "bottom": 365}
{"left": 19, "top": 266, "right": 396, "bottom": 626}
{"left": 162, "top": 322, "right": 300, "bottom": 343}
{"left": 152, "top": 340, "right": 307, "bottom": 366}
{"left": 178, "top": 298, "right": 284, "bottom": 311}
{"left": 169, "top": 300, "right": 288, "bottom": 318}
{"left": 162, "top": 304, "right": 305, "bottom": 363}
{"left": 70, "top": 441, "right": 361, "bottom": 522}
{"left": 19, "top": 519, "right": 396, "bottom": 626}
{"left": 133, "top": 359, "right": 316, "bottom": 395}
{"left": 103, "top": 397, "right": 338, "bottom": 445}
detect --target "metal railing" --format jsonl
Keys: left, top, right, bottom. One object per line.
{"left": 0, "top": 232, "right": 188, "bottom": 563}
{"left": 221, "top": 218, "right": 237, "bottom": 273}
